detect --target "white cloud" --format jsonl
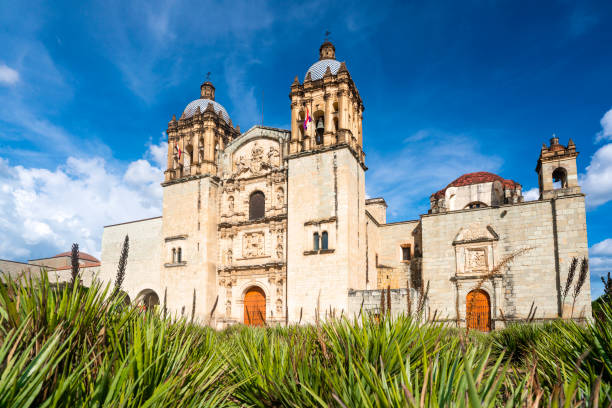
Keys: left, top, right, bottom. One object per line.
{"left": 366, "top": 129, "right": 503, "bottom": 220}
{"left": 0, "top": 142, "right": 166, "bottom": 261}
{"left": 591, "top": 239, "right": 612, "bottom": 256}
{"left": 523, "top": 187, "right": 539, "bottom": 201}
{"left": 0, "top": 64, "right": 19, "bottom": 85}
{"left": 596, "top": 108, "right": 612, "bottom": 142}
{"left": 581, "top": 143, "right": 612, "bottom": 208}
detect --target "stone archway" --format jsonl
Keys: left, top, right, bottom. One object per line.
{"left": 244, "top": 286, "right": 266, "bottom": 326}
{"left": 135, "top": 289, "right": 160, "bottom": 312}
{"left": 466, "top": 289, "right": 491, "bottom": 332}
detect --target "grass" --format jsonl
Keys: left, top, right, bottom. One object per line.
{"left": 1, "top": 272, "right": 611, "bottom": 407}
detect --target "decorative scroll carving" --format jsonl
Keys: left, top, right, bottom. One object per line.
{"left": 243, "top": 232, "right": 265, "bottom": 258}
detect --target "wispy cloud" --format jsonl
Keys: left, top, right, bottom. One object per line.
{"left": 581, "top": 108, "right": 612, "bottom": 208}
{"left": 0, "top": 64, "right": 19, "bottom": 85}
{"left": 366, "top": 129, "right": 503, "bottom": 220}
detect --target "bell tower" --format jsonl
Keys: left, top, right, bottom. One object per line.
{"left": 165, "top": 79, "right": 240, "bottom": 182}
{"left": 286, "top": 41, "right": 367, "bottom": 323}
{"left": 536, "top": 135, "right": 581, "bottom": 200}
{"left": 160, "top": 78, "right": 240, "bottom": 321}
{"left": 288, "top": 41, "right": 365, "bottom": 164}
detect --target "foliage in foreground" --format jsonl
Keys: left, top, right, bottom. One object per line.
{"left": 0, "top": 273, "right": 611, "bottom": 407}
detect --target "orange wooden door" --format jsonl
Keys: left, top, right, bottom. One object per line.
{"left": 244, "top": 287, "right": 266, "bottom": 326}
{"left": 466, "top": 290, "right": 491, "bottom": 332}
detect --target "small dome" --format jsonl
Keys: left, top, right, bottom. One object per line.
{"left": 431, "top": 172, "right": 521, "bottom": 199}
{"left": 305, "top": 59, "right": 342, "bottom": 81}
{"left": 183, "top": 99, "right": 230, "bottom": 123}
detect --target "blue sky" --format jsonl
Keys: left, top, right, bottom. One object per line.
{"left": 0, "top": 0, "right": 611, "bottom": 297}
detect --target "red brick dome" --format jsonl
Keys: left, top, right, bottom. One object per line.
{"left": 431, "top": 172, "right": 521, "bottom": 199}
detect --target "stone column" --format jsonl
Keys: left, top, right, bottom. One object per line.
{"left": 324, "top": 93, "right": 333, "bottom": 133}
{"left": 338, "top": 91, "right": 347, "bottom": 130}
{"left": 358, "top": 109, "right": 363, "bottom": 147}
{"left": 291, "top": 102, "right": 299, "bottom": 141}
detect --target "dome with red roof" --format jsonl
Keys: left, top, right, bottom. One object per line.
{"left": 431, "top": 172, "right": 521, "bottom": 200}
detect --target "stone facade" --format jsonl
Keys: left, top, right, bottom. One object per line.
{"left": 94, "top": 41, "right": 591, "bottom": 329}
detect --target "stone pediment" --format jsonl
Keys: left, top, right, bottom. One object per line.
{"left": 453, "top": 224, "right": 499, "bottom": 245}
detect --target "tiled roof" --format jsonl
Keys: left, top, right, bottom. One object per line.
{"left": 53, "top": 262, "right": 101, "bottom": 271}
{"left": 53, "top": 252, "right": 100, "bottom": 263}
{"left": 431, "top": 172, "right": 521, "bottom": 199}
{"left": 305, "top": 59, "right": 342, "bottom": 81}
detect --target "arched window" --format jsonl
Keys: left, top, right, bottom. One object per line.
{"left": 321, "top": 231, "right": 328, "bottom": 250}
{"left": 172, "top": 248, "right": 176, "bottom": 263}
{"left": 465, "top": 201, "right": 487, "bottom": 209}
{"left": 552, "top": 167, "right": 568, "bottom": 189}
{"left": 313, "top": 232, "right": 320, "bottom": 251}
{"left": 249, "top": 191, "right": 265, "bottom": 220}
{"left": 177, "top": 248, "right": 182, "bottom": 263}
{"left": 315, "top": 114, "right": 324, "bottom": 144}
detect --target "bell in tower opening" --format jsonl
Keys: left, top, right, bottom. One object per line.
{"left": 315, "top": 116, "right": 324, "bottom": 144}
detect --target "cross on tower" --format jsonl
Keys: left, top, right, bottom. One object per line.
{"left": 324, "top": 30, "right": 331, "bottom": 41}
{"left": 206, "top": 72, "right": 211, "bottom": 81}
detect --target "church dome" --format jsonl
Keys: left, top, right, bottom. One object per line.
{"left": 305, "top": 59, "right": 342, "bottom": 81}
{"left": 431, "top": 172, "right": 521, "bottom": 199}
{"left": 183, "top": 99, "right": 231, "bottom": 123}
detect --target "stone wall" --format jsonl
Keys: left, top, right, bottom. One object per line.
{"left": 287, "top": 146, "right": 365, "bottom": 323}
{"left": 348, "top": 288, "right": 419, "bottom": 318}
{"left": 100, "top": 217, "right": 163, "bottom": 308}
{"left": 420, "top": 194, "right": 591, "bottom": 328}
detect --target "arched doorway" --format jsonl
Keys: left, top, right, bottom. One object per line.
{"left": 244, "top": 287, "right": 266, "bottom": 326}
{"left": 466, "top": 289, "right": 491, "bottom": 332}
{"left": 135, "top": 289, "right": 160, "bottom": 312}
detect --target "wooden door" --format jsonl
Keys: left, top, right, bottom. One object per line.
{"left": 244, "top": 287, "right": 266, "bottom": 326}
{"left": 466, "top": 290, "right": 491, "bottom": 332}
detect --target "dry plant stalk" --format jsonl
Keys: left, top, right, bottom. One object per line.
{"left": 386, "top": 285, "right": 391, "bottom": 314}
{"left": 114, "top": 235, "right": 129, "bottom": 296}
{"left": 562, "top": 257, "right": 578, "bottom": 307}
{"left": 571, "top": 257, "right": 588, "bottom": 318}
{"left": 70, "top": 243, "right": 80, "bottom": 287}
{"left": 380, "top": 287, "right": 386, "bottom": 315}
{"left": 191, "top": 289, "right": 196, "bottom": 324}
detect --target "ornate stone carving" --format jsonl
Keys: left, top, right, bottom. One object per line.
{"left": 232, "top": 141, "right": 281, "bottom": 178}
{"left": 225, "top": 249, "right": 233, "bottom": 264}
{"left": 225, "top": 300, "right": 231, "bottom": 317}
{"left": 276, "top": 298, "right": 283, "bottom": 313}
{"left": 243, "top": 232, "right": 265, "bottom": 258}
{"left": 466, "top": 248, "right": 487, "bottom": 272}
{"left": 228, "top": 196, "right": 234, "bottom": 213}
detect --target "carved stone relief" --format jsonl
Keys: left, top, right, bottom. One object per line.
{"left": 466, "top": 248, "right": 487, "bottom": 272}
{"left": 232, "top": 140, "right": 281, "bottom": 178}
{"left": 243, "top": 232, "right": 265, "bottom": 258}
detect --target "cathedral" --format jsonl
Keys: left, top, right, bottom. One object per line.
{"left": 98, "top": 41, "right": 592, "bottom": 330}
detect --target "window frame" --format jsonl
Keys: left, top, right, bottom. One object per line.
{"left": 401, "top": 244, "right": 411, "bottom": 262}
{"left": 249, "top": 191, "right": 266, "bottom": 220}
